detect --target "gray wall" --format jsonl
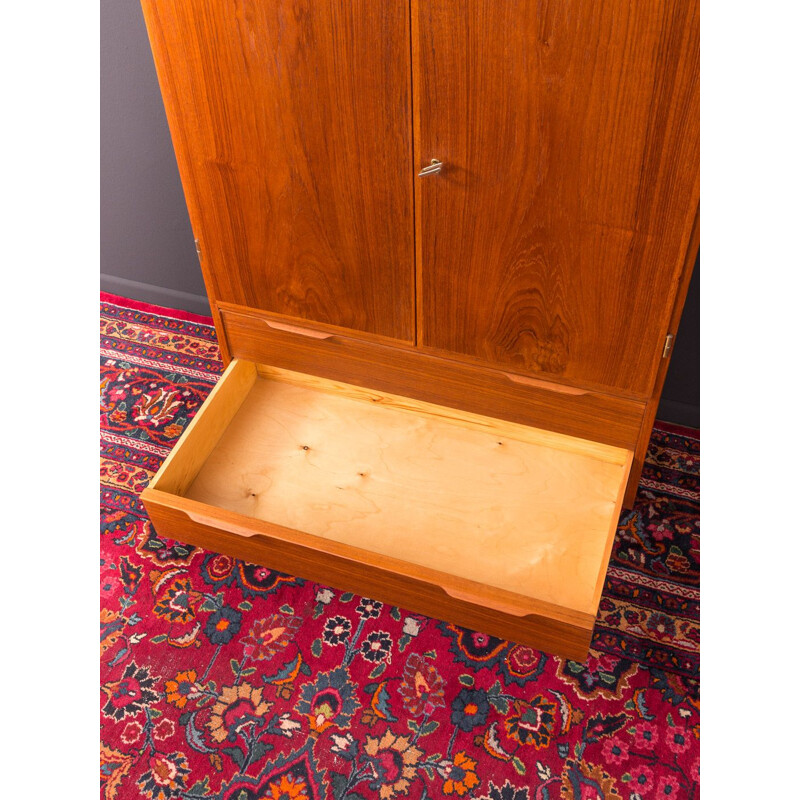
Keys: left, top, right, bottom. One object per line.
{"left": 101, "top": 0, "right": 210, "bottom": 315}
{"left": 100, "top": 1, "right": 699, "bottom": 427}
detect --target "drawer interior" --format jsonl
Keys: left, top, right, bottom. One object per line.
{"left": 146, "top": 359, "right": 632, "bottom": 624}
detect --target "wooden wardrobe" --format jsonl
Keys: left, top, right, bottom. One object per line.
{"left": 139, "top": 0, "right": 699, "bottom": 660}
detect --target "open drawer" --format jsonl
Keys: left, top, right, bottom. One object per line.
{"left": 141, "top": 359, "right": 633, "bottom": 661}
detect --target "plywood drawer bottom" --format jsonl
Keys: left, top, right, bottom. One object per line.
{"left": 141, "top": 359, "right": 633, "bottom": 661}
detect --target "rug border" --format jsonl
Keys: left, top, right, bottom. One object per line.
{"left": 653, "top": 419, "right": 700, "bottom": 438}
{"left": 100, "top": 291, "right": 214, "bottom": 326}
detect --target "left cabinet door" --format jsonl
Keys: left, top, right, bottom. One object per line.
{"left": 141, "top": 0, "right": 415, "bottom": 342}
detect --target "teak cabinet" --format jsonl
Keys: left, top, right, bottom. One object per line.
{"left": 139, "top": 0, "right": 699, "bottom": 660}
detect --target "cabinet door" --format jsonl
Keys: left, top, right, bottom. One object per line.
{"left": 413, "top": 0, "right": 699, "bottom": 396}
{"left": 142, "top": 0, "right": 415, "bottom": 342}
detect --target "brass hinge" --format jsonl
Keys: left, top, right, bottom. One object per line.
{"left": 662, "top": 333, "right": 674, "bottom": 359}
{"left": 194, "top": 239, "right": 202, "bottom": 262}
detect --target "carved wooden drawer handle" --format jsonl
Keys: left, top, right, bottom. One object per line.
{"left": 264, "top": 319, "right": 334, "bottom": 340}
{"left": 442, "top": 585, "right": 534, "bottom": 618}
{"left": 503, "top": 372, "right": 588, "bottom": 396}
{"left": 184, "top": 508, "right": 261, "bottom": 538}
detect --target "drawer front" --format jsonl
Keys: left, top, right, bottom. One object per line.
{"left": 142, "top": 358, "right": 633, "bottom": 661}
{"left": 142, "top": 492, "right": 595, "bottom": 661}
{"left": 219, "top": 305, "right": 647, "bottom": 451}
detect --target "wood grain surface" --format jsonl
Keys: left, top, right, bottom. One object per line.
{"left": 181, "top": 367, "right": 629, "bottom": 614}
{"left": 141, "top": 0, "right": 415, "bottom": 340}
{"left": 413, "top": 0, "right": 700, "bottom": 395}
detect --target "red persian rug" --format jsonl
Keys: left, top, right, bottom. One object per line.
{"left": 100, "top": 293, "right": 699, "bottom": 800}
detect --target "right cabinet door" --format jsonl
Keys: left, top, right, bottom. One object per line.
{"left": 413, "top": 0, "right": 699, "bottom": 398}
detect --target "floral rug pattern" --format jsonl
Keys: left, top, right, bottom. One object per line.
{"left": 100, "top": 294, "right": 699, "bottom": 799}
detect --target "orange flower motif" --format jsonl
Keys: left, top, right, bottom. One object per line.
{"left": 163, "top": 423, "right": 183, "bottom": 439}
{"left": 266, "top": 774, "right": 310, "bottom": 800}
{"left": 149, "top": 754, "right": 182, "bottom": 789}
{"left": 207, "top": 683, "right": 272, "bottom": 743}
{"left": 137, "top": 752, "right": 190, "bottom": 799}
{"left": 363, "top": 729, "right": 423, "bottom": 799}
{"left": 442, "top": 751, "right": 480, "bottom": 796}
{"left": 100, "top": 608, "right": 122, "bottom": 655}
{"left": 164, "top": 670, "right": 201, "bottom": 709}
